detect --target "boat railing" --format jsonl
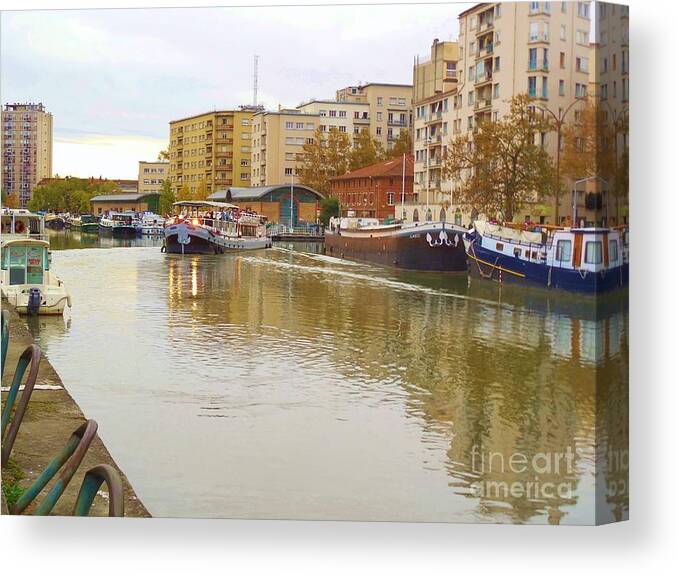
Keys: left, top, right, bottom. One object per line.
{"left": 267, "top": 223, "right": 324, "bottom": 238}
{"left": 0, "top": 232, "right": 50, "bottom": 243}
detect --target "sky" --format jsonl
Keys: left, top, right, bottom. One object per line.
{"left": 1, "top": 3, "right": 471, "bottom": 179}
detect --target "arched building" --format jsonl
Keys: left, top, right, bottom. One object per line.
{"left": 208, "top": 185, "right": 323, "bottom": 226}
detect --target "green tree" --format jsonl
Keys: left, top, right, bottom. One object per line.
{"left": 157, "top": 147, "right": 170, "bottom": 161}
{"left": 386, "top": 129, "right": 412, "bottom": 159}
{"left": 319, "top": 196, "right": 340, "bottom": 226}
{"left": 325, "top": 128, "right": 351, "bottom": 179}
{"left": 349, "top": 129, "right": 384, "bottom": 171}
{"left": 159, "top": 179, "right": 176, "bottom": 216}
{"left": 176, "top": 183, "right": 192, "bottom": 201}
{"left": 28, "top": 177, "right": 118, "bottom": 214}
{"left": 443, "top": 94, "right": 555, "bottom": 222}
{"left": 194, "top": 180, "right": 209, "bottom": 201}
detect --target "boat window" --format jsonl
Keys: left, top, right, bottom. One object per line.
{"left": 426, "top": 209, "right": 433, "bottom": 222}
{"left": 8, "top": 246, "right": 27, "bottom": 285}
{"left": 26, "top": 246, "right": 44, "bottom": 284}
{"left": 584, "top": 240, "right": 603, "bottom": 264}
{"left": 555, "top": 239, "right": 572, "bottom": 262}
{"left": 609, "top": 239, "right": 618, "bottom": 262}
{"left": 413, "top": 209, "right": 420, "bottom": 222}
{"left": 496, "top": 242, "right": 504, "bottom": 251}
{"left": 454, "top": 209, "right": 462, "bottom": 226}
{"left": 513, "top": 247, "right": 521, "bottom": 257}
{"left": 439, "top": 208, "right": 446, "bottom": 222}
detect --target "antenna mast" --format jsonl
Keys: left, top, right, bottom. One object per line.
{"left": 253, "top": 54, "right": 259, "bottom": 107}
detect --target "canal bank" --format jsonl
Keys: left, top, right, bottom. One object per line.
{"left": 1, "top": 302, "right": 149, "bottom": 517}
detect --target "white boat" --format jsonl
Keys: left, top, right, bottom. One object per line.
{"left": 139, "top": 212, "right": 165, "bottom": 236}
{"left": 163, "top": 201, "right": 271, "bottom": 254}
{"left": 1, "top": 209, "right": 71, "bottom": 315}
{"left": 99, "top": 212, "right": 139, "bottom": 237}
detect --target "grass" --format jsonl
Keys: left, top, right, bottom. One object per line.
{"left": 1, "top": 457, "right": 26, "bottom": 511}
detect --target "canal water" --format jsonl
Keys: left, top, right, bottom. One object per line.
{"left": 29, "top": 231, "right": 628, "bottom": 524}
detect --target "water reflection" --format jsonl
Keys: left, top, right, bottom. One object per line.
{"left": 32, "top": 243, "right": 627, "bottom": 523}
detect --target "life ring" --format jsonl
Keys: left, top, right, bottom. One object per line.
{"left": 15, "top": 220, "right": 25, "bottom": 234}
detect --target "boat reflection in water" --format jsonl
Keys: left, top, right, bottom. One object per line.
{"left": 37, "top": 245, "right": 627, "bottom": 523}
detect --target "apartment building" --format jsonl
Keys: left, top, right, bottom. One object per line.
{"left": 295, "top": 100, "right": 371, "bottom": 145}
{"left": 408, "top": 40, "right": 460, "bottom": 224}
{"left": 250, "top": 109, "right": 320, "bottom": 186}
{"left": 450, "top": 1, "right": 594, "bottom": 224}
{"left": 168, "top": 107, "right": 258, "bottom": 196}
{"left": 138, "top": 160, "right": 169, "bottom": 195}
{"left": 336, "top": 83, "right": 413, "bottom": 151}
{"left": 592, "top": 2, "right": 629, "bottom": 224}
{"left": 1, "top": 102, "right": 53, "bottom": 207}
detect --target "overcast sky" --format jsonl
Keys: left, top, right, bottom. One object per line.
{"left": 1, "top": 3, "right": 471, "bottom": 179}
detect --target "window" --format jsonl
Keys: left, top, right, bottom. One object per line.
{"left": 284, "top": 168, "right": 293, "bottom": 176}
{"left": 609, "top": 239, "right": 619, "bottom": 262}
{"left": 556, "top": 240, "right": 572, "bottom": 262}
{"left": 529, "top": 48, "right": 538, "bottom": 69}
{"left": 493, "top": 83, "right": 500, "bottom": 98}
{"left": 575, "top": 83, "right": 587, "bottom": 98}
{"left": 387, "top": 192, "right": 395, "bottom": 205}
{"left": 576, "top": 57, "right": 589, "bottom": 72}
{"left": 296, "top": 122, "right": 304, "bottom": 129}
{"left": 494, "top": 56, "right": 501, "bottom": 71}
{"left": 576, "top": 29, "right": 589, "bottom": 45}
{"left": 285, "top": 121, "right": 294, "bottom": 129}
{"left": 561, "top": 1, "right": 567, "bottom": 12}
{"left": 577, "top": 1, "right": 590, "bottom": 18}
{"left": 529, "top": 1, "right": 539, "bottom": 13}
{"left": 559, "top": 79, "right": 565, "bottom": 96}
{"left": 542, "top": 77, "right": 548, "bottom": 98}
{"left": 377, "top": 97, "right": 383, "bottom": 106}
{"left": 585, "top": 241, "right": 602, "bottom": 264}
{"left": 329, "top": 110, "right": 337, "bottom": 117}
{"left": 376, "top": 127, "right": 382, "bottom": 135}
{"left": 338, "top": 111, "right": 346, "bottom": 118}
{"left": 560, "top": 24, "right": 566, "bottom": 41}
{"left": 528, "top": 76, "right": 537, "bottom": 97}
{"left": 529, "top": 22, "right": 539, "bottom": 42}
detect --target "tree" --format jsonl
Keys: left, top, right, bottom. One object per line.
{"left": 443, "top": 94, "right": 555, "bottom": 222}
{"left": 28, "top": 177, "right": 118, "bottom": 214}
{"left": 159, "top": 179, "right": 176, "bottom": 216}
{"left": 194, "top": 180, "right": 209, "bottom": 201}
{"left": 298, "top": 126, "right": 327, "bottom": 193}
{"left": 386, "top": 129, "right": 412, "bottom": 159}
{"left": 319, "top": 197, "right": 340, "bottom": 226}
{"left": 157, "top": 148, "right": 170, "bottom": 161}
{"left": 349, "top": 129, "right": 383, "bottom": 171}
{"left": 325, "top": 128, "right": 351, "bottom": 179}
{"left": 176, "top": 183, "right": 192, "bottom": 202}
{"left": 2, "top": 191, "right": 20, "bottom": 209}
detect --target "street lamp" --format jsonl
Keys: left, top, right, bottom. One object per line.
{"left": 537, "top": 97, "right": 585, "bottom": 225}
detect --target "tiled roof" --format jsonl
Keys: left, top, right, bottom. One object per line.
{"left": 330, "top": 155, "right": 414, "bottom": 181}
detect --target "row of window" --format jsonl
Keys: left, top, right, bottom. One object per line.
{"left": 555, "top": 238, "right": 619, "bottom": 265}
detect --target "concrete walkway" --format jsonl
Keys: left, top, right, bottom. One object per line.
{"left": 1, "top": 303, "right": 150, "bottom": 517}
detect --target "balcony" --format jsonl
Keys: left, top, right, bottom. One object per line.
{"left": 528, "top": 60, "right": 549, "bottom": 72}
{"left": 387, "top": 119, "right": 408, "bottom": 127}
{"left": 476, "top": 19, "right": 494, "bottom": 35}
{"left": 425, "top": 111, "right": 443, "bottom": 124}
{"left": 474, "top": 98, "right": 493, "bottom": 111}
{"left": 426, "top": 134, "right": 443, "bottom": 145}
{"left": 476, "top": 43, "right": 494, "bottom": 58}
{"left": 528, "top": 33, "right": 550, "bottom": 44}
{"left": 353, "top": 115, "right": 370, "bottom": 123}
{"left": 474, "top": 72, "right": 493, "bottom": 87}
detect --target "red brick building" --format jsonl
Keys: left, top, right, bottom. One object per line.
{"left": 329, "top": 155, "right": 414, "bottom": 220}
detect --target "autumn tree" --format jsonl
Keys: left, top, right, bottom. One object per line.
{"left": 298, "top": 126, "right": 327, "bottom": 193}
{"left": 325, "top": 128, "right": 351, "bottom": 179}
{"left": 443, "top": 94, "right": 555, "bottom": 222}
{"left": 157, "top": 147, "right": 170, "bottom": 161}
{"left": 194, "top": 180, "right": 209, "bottom": 201}
{"left": 176, "top": 183, "right": 192, "bottom": 201}
{"left": 2, "top": 191, "right": 20, "bottom": 209}
{"left": 349, "top": 129, "right": 384, "bottom": 171}
{"left": 158, "top": 179, "right": 176, "bottom": 216}
{"left": 386, "top": 129, "right": 412, "bottom": 159}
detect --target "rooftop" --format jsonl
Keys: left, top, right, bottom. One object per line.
{"left": 90, "top": 192, "right": 159, "bottom": 202}
{"left": 330, "top": 155, "right": 414, "bottom": 181}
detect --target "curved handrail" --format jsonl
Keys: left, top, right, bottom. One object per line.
{"left": 1, "top": 344, "right": 42, "bottom": 466}
{"left": 1, "top": 309, "right": 9, "bottom": 378}
{"left": 73, "top": 464, "right": 124, "bottom": 517}
{"left": 12, "top": 419, "right": 99, "bottom": 515}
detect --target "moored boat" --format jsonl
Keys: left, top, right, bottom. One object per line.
{"left": 99, "top": 212, "right": 139, "bottom": 237}
{"left": 79, "top": 214, "right": 99, "bottom": 234}
{"left": 325, "top": 217, "right": 468, "bottom": 272}
{"left": 44, "top": 213, "right": 66, "bottom": 230}
{"left": 463, "top": 220, "right": 629, "bottom": 294}
{"left": 163, "top": 201, "right": 271, "bottom": 254}
{"left": 1, "top": 209, "right": 71, "bottom": 315}
{"left": 139, "top": 212, "right": 165, "bottom": 236}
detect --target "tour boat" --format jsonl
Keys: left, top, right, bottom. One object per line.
{"left": 163, "top": 200, "right": 271, "bottom": 254}
{"left": 1, "top": 209, "right": 71, "bottom": 315}
{"left": 463, "top": 220, "right": 629, "bottom": 294}
{"left": 139, "top": 212, "right": 165, "bottom": 236}
{"left": 99, "top": 212, "right": 140, "bottom": 237}
{"left": 325, "top": 217, "right": 468, "bottom": 272}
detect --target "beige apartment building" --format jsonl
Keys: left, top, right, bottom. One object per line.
{"left": 402, "top": 1, "right": 595, "bottom": 226}
{"left": 168, "top": 107, "right": 258, "bottom": 196}
{"left": 138, "top": 160, "right": 169, "bottom": 195}
{"left": 336, "top": 83, "right": 413, "bottom": 151}
{"left": 295, "top": 100, "right": 371, "bottom": 145}
{"left": 408, "top": 40, "right": 460, "bottom": 224}
{"left": 1, "top": 102, "right": 53, "bottom": 207}
{"left": 250, "top": 109, "right": 319, "bottom": 186}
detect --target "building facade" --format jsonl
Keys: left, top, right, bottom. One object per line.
{"left": 209, "top": 184, "right": 323, "bottom": 226}
{"left": 90, "top": 192, "right": 160, "bottom": 215}
{"left": 1, "top": 103, "right": 53, "bottom": 207}
{"left": 138, "top": 161, "right": 169, "bottom": 195}
{"left": 295, "top": 100, "right": 371, "bottom": 146}
{"left": 335, "top": 83, "right": 414, "bottom": 151}
{"left": 410, "top": 40, "right": 460, "bottom": 224}
{"left": 329, "top": 155, "right": 414, "bottom": 220}
{"left": 250, "top": 110, "right": 320, "bottom": 187}
{"left": 168, "top": 107, "right": 259, "bottom": 197}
